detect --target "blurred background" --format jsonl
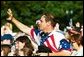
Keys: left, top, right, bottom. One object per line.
{"left": 1, "top": 1, "right": 83, "bottom": 32}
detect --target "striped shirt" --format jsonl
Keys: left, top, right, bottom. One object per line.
{"left": 30, "top": 28, "right": 72, "bottom": 52}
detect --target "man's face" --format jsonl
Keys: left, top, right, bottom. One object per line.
{"left": 37, "top": 15, "right": 48, "bottom": 31}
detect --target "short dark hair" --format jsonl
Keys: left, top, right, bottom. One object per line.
{"left": 69, "top": 34, "right": 82, "bottom": 46}
{"left": 43, "top": 13, "right": 56, "bottom": 27}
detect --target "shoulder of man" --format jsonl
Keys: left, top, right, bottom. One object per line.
{"left": 52, "top": 30, "right": 65, "bottom": 39}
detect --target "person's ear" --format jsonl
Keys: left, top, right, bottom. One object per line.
{"left": 47, "top": 21, "right": 51, "bottom": 26}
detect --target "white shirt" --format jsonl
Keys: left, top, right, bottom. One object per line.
{"left": 71, "top": 46, "right": 83, "bottom": 56}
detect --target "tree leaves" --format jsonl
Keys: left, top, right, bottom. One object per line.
{"left": 1, "top": 1, "right": 83, "bottom": 32}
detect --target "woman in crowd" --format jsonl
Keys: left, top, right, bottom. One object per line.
{"left": 14, "top": 36, "right": 33, "bottom": 56}
{"left": 68, "top": 34, "right": 83, "bottom": 56}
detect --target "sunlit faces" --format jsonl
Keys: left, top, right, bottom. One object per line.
{"left": 37, "top": 15, "right": 48, "bottom": 31}
{"left": 75, "top": 22, "right": 80, "bottom": 27}
{"left": 15, "top": 41, "right": 25, "bottom": 50}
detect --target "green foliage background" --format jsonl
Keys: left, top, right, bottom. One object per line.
{"left": 1, "top": 1, "right": 83, "bottom": 32}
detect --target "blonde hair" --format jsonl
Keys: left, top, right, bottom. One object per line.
{"left": 5, "top": 22, "right": 12, "bottom": 30}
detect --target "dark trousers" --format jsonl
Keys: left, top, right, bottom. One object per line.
{"left": 37, "top": 45, "right": 52, "bottom": 53}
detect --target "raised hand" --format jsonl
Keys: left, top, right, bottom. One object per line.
{"left": 7, "top": 8, "right": 13, "bottom": 21}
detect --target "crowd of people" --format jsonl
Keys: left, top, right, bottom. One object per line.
{"left": 1, "top": 9, "right": 83, "bottom": 56}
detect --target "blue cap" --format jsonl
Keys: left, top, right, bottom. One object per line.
{"left": 1, "top": 34, "right": 13, "bottom": 41}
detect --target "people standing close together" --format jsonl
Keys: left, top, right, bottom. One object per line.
{"left": 1, "top": 9, "right": 83, "bottom": 56}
